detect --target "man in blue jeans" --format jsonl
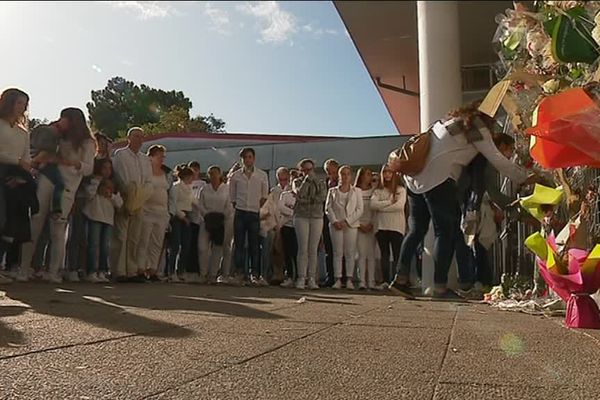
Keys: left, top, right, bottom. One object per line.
{"left": 229, "top": 147, "right": 269, "bottom": 286}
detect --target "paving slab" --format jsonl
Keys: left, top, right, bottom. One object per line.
{"left": 2, "top": 284, "right": 600, "bottom": 400}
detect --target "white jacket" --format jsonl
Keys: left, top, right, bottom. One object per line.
{"left": 370, "top": 187, "right": 407, "bottom": 234}
{"left": 82, "top": 178, "right": 123, "bottom": 226}
{"left": 325, "top": 186, "right": 364, "bottom": 229}
{"left": 169, "top": 181, "right": 198, "bottom": 219}
{"left": 278, "top": 190, "right": 296, "bottom": 227}
{"left": 259, "top": 193, "right": 279, "bottom": 236}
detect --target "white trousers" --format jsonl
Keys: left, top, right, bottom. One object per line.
{"left": 199, "top": 219, "right": 233, "bottom": 279}
{"left": 111, "top": 210, "right": 145, "bottom": 277}
{"left": 295, "top": 217, "right": 323, "bottom": 281}
{"left": 357, "top": 230, "right": 376, "bottom": 285}
{"left": 330, "top": 224, "right": 358, "bottom": 280}
{"left": 21, "top": 175, "right": 77, "bottom": 275}
{"left": 138, "top": 213, "right": 170, "bottom": 274}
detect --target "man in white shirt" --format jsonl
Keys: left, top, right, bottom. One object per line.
{"left": 111, "top": 127, "right": 152, "bottom": 282}
{"left": 229, "top": 147, "right": 268, "bottom": 284}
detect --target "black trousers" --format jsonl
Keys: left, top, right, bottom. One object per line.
{"left": 375, "top": 230, "right": 403, "bottom": 283}
{"left": 281, "top": 226, "right": 298, "bottom": 280}
{"left": 187, "top": 223, "right": 200, "bottom": 274}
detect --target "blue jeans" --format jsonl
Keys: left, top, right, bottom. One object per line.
{"left": 455, "top": 227, "right": 475, "bottom": 289}
{"left": 260, "top": 230, "right": 275, "bottom": 281}
{"left": 233, "top": 209, "right": 260, "bottom": 278}
{"left": 397, "top": 179, "right": 459, "bottom": 288}
{"left": 87, "top": 220, "right": 112, "bottom": 274}
{"left": 40, "top": 164, "right": 64, "bottom": 214}
{"left": 168, "top": 217, "right": 192, "bottom": 276}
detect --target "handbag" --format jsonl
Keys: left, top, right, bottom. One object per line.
{"left": 388, "top": 127, "right": 433, "bottom": 176}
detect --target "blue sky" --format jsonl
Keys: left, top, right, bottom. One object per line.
{"left": 0, "top": 1, "right": 398, "bottom": 137}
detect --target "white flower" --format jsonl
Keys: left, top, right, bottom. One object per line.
{"left": 593, "top": 12, "right": 600, "bottom": 46}
{"left": 542, "top": 79, "right": 560, "bottom": 94}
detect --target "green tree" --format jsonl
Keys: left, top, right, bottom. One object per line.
{"left": 87, "top": 77, "right": 224, "bottom": 139}
{"left": 28, "top": 118, "right": 49, "bottom": 130}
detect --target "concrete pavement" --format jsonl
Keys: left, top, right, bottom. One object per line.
{"left": 0, "top": 283, "right": 598, "bottom": 399}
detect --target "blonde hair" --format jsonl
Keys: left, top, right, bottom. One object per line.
{"left": 338, "top": 165, "right": 352, "bottom": 184}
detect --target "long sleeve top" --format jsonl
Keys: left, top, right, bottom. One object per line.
{"left": 325, "top": 186, "right": 364, "bottom": 229}
{"left": 370, "top": 187, "right": 407, "bottom": 234}
{"left": 0, "top": 119, "right": 30, "bottom": 165}
{"left": 229, "top": 167, "right": 269, "bottom": 213}
{"left": 278, "top": 190, "right": 296, "bottom": 227}
{"left": 404, "top": 119, "right": 528, "bottom": 194}
{"left": 57, "top": 138, "right": 95, "bottom": 192}
{"left": 82, "top": 178, "right": 123, "bottom": 226}
{"left": 358, "top": 187, "right": 375, "bottom": 226}
{"left": 292, "top": 174, "right": 328, "bottom": 219}
{"left": 198, "top": 182, "right": 233, "bottom": 220}
{"left": 190, "top": 179, "right": 207, "bottom": 224}
{"left": 169, "top": 181, "right": 198, "bottom": 219}
{"left": 112, "top": 146, "right": 152, "bottom": 194}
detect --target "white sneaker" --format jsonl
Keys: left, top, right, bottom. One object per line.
{"left": 280, "top": 278, "right": 294, "bottom": 288}
{"left": 217, "top": 275, "right": 230, "bottom": 284}
{"left": 228, "top": 275, "right": 244, "bottom": 287}
{"left": 295, "top": 278, "right": 306, "bottom": 290}
{"left": 66, "top": 271, "right": 80, "bottom": 282}
{"left": 97, "top": 272, "right": 110, "bottom": 283}
{"left": 423, "top": 286, "right": 435, "bottom": 297}
{"left": 257, "top": 276, "right": 269, "bottom": 287}
{"left": 0, "top": 273, "right": 13, "bottom": 284}
{"left": 184, "top": 273, "right": 200, "bottom": 283}
{"left": 307, "top": 279, "right": 319, "bottom": 290}
{"left": 46, "top": 272, "right": 63, "bottom": 284}
{"left": 85, "top": 273, "right": 102, "bottom": 283}
{"left": 16, "top": 267, "right": 31, "bottom": 282}
{"left": 346, "top": 279, "right": 355, "bottom": 290}
{"left": 332, "top": 279, "right": 343, "bottom": 290}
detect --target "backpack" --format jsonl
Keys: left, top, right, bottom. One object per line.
{"left": 388, "top": 126, "right": 433, "bottom": 176}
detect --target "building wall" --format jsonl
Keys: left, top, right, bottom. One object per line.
{"left": 143, "top": 135, "right": 408, "bottom": 183}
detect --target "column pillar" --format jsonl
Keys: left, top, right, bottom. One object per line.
{"left": 416, "top": 1, "right": 462, "bottom": 291}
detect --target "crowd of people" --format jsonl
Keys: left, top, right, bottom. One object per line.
{"left": 0, "top": 88, "right": 535, "bottom": 298}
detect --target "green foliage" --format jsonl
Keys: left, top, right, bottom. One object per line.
{"left": 87, "top": 77, "right": 225, "bottom": 139}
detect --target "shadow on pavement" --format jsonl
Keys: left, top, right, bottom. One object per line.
{"left": 0, "top": 305, "right": 27, "bottom": 347}
{"left": 0, "top": 283, "right": 294, "bottom": 346}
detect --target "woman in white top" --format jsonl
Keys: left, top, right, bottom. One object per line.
{"left": 138, "top": 145, "right": 172, "bottom": 281}
{"left": 20, "top": 108, "right": 95, "bottom": 284}
{"left": 167, "top": 166, "right": 198, "bottom": 282}
{"left": 354, "top": 167, "right": 376, "bottom": 290}
{"left": 83, "top": 158, "right": 123, "bottom": 283}
{"left": 0, "top": 88, "right": 32, "bottom": 284}
{"left": 370, "top": 164, "right": 407, "bottom": 287}
{"left": 199, "top": 166, "right": 233, "bottom": 284}
{"left": 325, "top": 165, "right": 363, "bottom": 290}
{"left": 389, "top": 102, "right": 533, "bottom": 298}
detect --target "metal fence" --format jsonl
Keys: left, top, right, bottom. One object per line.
{"left": 491, "top": 167, "right": 600, "bottom": 282}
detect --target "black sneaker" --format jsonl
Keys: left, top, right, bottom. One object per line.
{"left": 127, "top": 275, "right": 148, "bottom": 283}
{"left": 389, "top": 281, "right": 416, "bottom": 300}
